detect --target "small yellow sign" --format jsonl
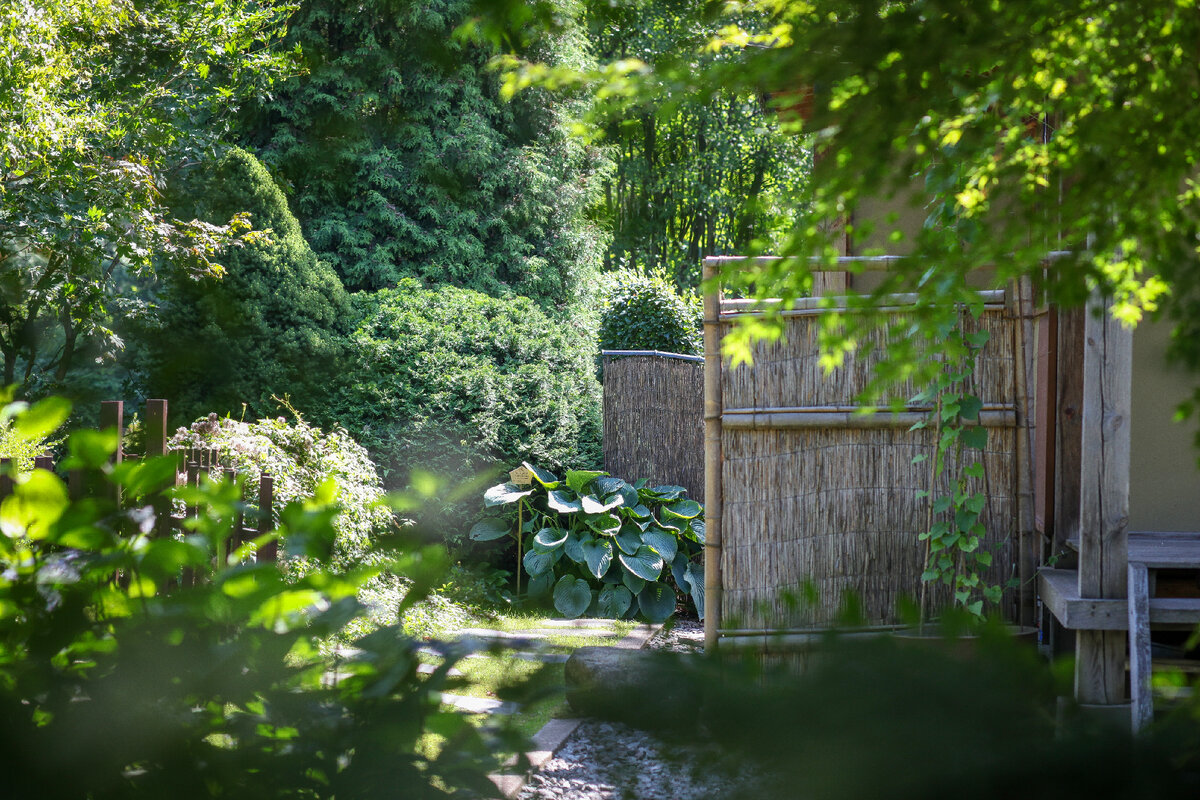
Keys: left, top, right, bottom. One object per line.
{"left": 509, "top": 465, "right": 534, "bottom": 486}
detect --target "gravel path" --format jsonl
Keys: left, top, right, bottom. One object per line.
{"left": 517, "top": 620, "right": 751, "bottom": 800}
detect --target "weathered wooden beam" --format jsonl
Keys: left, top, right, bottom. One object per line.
{"left": 1054, "top": 307, "right": 1085, "bottom": 560}
{"left": 1128, "top": 562, "right": 1153, "bottom": 731}
{"left": 1075, "top": 292, "right": 1132, "bottom": 706}
{"left": 1040, "top": 567, "right": 1200, "bottom": 630}
{"left": 1034, "top": 307, "right": 1058, "bottom": 534}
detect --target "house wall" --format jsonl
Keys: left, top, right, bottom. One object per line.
{"left": 1130, "top": 318, "right": 1200, "bottom": 532}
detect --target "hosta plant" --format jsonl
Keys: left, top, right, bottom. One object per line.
{"left": 469, "top": 465, "right": 705, "bottom": 623}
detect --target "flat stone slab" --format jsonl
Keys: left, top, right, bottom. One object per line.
{"left": 439, "top": 692, "right": 519, "bottom": 715}
{"left": 418, "top": 647, "right": 568, "bottom": 664}
{"left": 417, "top": 662, "right": 464, "bottom": 677}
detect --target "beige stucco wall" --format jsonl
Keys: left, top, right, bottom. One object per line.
{"left": 1129, "top": 318, "right": 1200, "bottom": 532}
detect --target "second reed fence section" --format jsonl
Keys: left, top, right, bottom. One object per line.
{"left": 703, "top": 263, "right": 1024, "bottom": 636}
{"left": 0, "top": 399, "right": 277, "bottom": 563}
{"left": 601, "top": 350, "right": 705, "bottom": 503}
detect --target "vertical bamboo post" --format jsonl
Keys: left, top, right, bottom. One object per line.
{"left": 1011, "top": 281, "right": 1037, "bottom": 628}
{"left": 703, "top": 256, "right": 724, "bottom": 651}
{"left": 1075, "top": 290, "right": 1132, "bottom": 706}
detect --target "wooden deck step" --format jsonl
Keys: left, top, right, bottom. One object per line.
{"left": 1038, "top": 568, "right": 1200, "bottom": 631}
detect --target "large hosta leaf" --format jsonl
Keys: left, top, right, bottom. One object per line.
{"left": 523, "top": 462, "right": 561, "bottom": 489}
{"left": 638, "top": 583, "right": 677, "bottom": 623}
{"left": 566, "top": 470, "right": 607, "bottom": 495}
{"left": 581, "top": 493, "right": 624, "bottom": 514}
{"left": 528, "top": 570, "right": 555, "bottom": 598}
{"left": 553, "top": 575, "right": 593, "bottom": 618}
{"left": 469, "top": 518, "right": 510, "bottom": 542}
{"left": 688, "top": 518, "right": 706, "bottom": 544}
{"left": 665, "top": 499, "right": 703, "bottom": 519}
{"left": 613, "top": 525, "right": 643, "bottom": 556}
{"left": 548, "top": 490, "right": 583, "bottom": 513}
{"left": 622, "top": 571, "right": 645, "bottom": 595}
{"left": 641, "top": 527, "right": 678, "bottom": 563}
{"left": 594, "top": 476, "right": 627, "bottom": 497}
{"left": 523, "top": 547, "right": 558, "bottom": 577}
{"left": 585, "top": 512, "right": 621, "bottom": 536}
{"left": 564, "top": 530, "right": 587, "bottom": 564}
{"left": 581, "top": 537, "right": 613, "bottom": 579}
{"left": 597, "top": 584, "right": 632, "bottom": 619}
{"left": 534, "top": 527, "right": 568, "bottom": 548}
{"left": 685, "top": 562, "right": 706, "bottom": 620}
{"left": 484, "top": 483, "right": 534, "bottom": 507}
{"left": 642, "top": 484, "right": 686, "bottom": 501}
{"left": 619, "top": 545, "right": 663, "bottom": 581}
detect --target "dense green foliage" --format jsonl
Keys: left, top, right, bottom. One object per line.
{"left": 0, "top": 0, "right": 293, "bottom": 397}
{"left": 240, "top": 0, "right": 606, "bottom": 307}
{"left": 0, "top": 398, "right": 513, "bottom": 799}
{"left": 332, "top": 282, "right": 602, "bottom": 543}
{"left": 470, "top": 464, "right": 705, "bottom": 622}
{"left": 585, "top": 0, "right": 811, "bottom": 288}
{"left": 138, "top": 148, "right": 351, "bottom": 423}
{"left": 597, "top": 269, "right": 702, "bottom": 355}
{"left": 167, "top": 411, "right": 395, "bottom": 574}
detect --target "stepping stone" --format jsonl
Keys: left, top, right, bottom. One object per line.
{"left": 439, "top": 692, "right": 519, "bottom": 715}
{"left": 418, "top": 662, "right": 464, "bottom": 677}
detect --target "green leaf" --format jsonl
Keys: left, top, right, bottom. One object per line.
{"left": 523, "top": 462, "right": 561, "bottom": 489}
{"left": 62, "top": 429, "right": 119, "bottom": 471}
{"left": 581, "top": 537, "right": 613, "bottom": 579}
{"left": 563, "top": 530, "right": 587, "bottom": 563}
{"left": 685, "top": 562, "right": 706, "bottom": 620}
{"left": 528, "top": 571, "right": 555, "bottom": 598}
{"left": 523, "top": 547, "right": 557, "bottom": 577}
{"left": 688, "top": 518, "right": 705, "bottom": 544}
{"left": 614, "top": 525, "right": 643, "bottom": 555}
{"left": 553, "top": 575, "right": 592, "bottom": 618}
{"left": 641, "top": 527, "right": 678, "bottom": 563}
{"left": 534, "top": 527, "right": 568, "bottom": 548}
{"left": 1, "top": 469, "right": 68, "bottom": 540}
{"left": 12, "top": 397, "right": 71, "bottom": 441}
{"left": 469, "top": 518, "right": 511, "bottom": 542}
{"left": 965, "top": 330, "right": 990, "bottom": 348}
{"left": 643, "top": 485, "right": 686, "bottom": 501}
{"left": 585, "top": 512, "right": 621, "bottom": 536}
{"left": 622, "top": 570, "right": 646, "bottom": 595}
{"left": 959, "top": 395, "right": 983, "bottom": 421}
{"left": 547, "top": 490, "right": 583, "bottom": 513}
{"left": 664, "top": 499, "right": 702, "bottom": 519}
{"left": 597, "top": 584, "right": 632, "bottom": 618}
{"left": 622, "top": 502, "right": 652, "bottom": 520}
{"left": 963, "top": 462, "right": 985, "bottom": 479}
{"left": 581, "top": 493, "right": 623, "bottom": 514}
{"left": 638, "top": 583, "right": 676, "bottom": 623}
{"left": 619, "top": 545, "right": 664, "bottom": 581}
{"left": 593, "top": 476, "right": 627, "bottom": 497}
{"left": 484, "top": 483, "right": 534, "bottom": 507}
{"left": 961, "top": 426, "right": 988, "bottom": 450}
{"left": 566, "top": 470, "right": 607, "bottom": 494}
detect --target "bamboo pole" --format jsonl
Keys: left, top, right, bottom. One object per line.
{"left": 703, "top": 257, "right": 724, "bottom": 651}
{"left": 1012, "top": 279, "right": 1038, "bottom": 628}
{"left": 721, "top": 409, "right": 1016, "bottom": 430}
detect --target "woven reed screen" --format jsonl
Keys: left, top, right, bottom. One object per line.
{"left": 602, "top": 354, "right": 705, "bottom": 502}
{"left": 717, "top": 304, "right": 1019, "bottom": 627}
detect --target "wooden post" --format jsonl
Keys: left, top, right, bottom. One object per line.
{"left": 1054, "top": 307, "right": 1085, "bottom": 559}
{"left": 1074, "top": 292, "right": 1132, "bottom": 706}
{"left": 145, "top": 399, "right": 168, "bottom": 458}
{"left": 1127, "top": 561, "right": 1153, "bottom": 730}
{"left": 703, "top": 257, "right": 724, "bottom": 651}
{"left": 100, "top": 400, "right": 124, "bottom": 505}
{"left": 1034, "top": 307, "right": 1058, "bottom": 536}
{"left": 257, "top": 474, "right": 277, "bottom": 563}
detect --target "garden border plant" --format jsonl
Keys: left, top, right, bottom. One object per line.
{"left": 469, "top": 464, "right": 705, "bottom": 622}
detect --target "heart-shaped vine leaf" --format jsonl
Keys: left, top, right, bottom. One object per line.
{"left": 614, "top": 525, "right": 643, "bottom": 555}
{"left": 641, "top": 527, "right": 677, "bottom": 563}
{"left": 566, "top": 470, "right": 607, "bottom": 495}
{"left": 534, "top": 527, "right": 568, "bottom": 548}
{"left": 547, "top": 490, "right": 583, "bottom": 513}
{"left": 619, "top": 545, "right": 663, "bottom": 581}
{"left": 553, "top": 575, "right": 592, "bottom": 618}
{"left": 581, "top": 537, "right": 613, "bottom": 579}
{"left": 597, "top": 584, "right": 633, "bottom": 618}
{"left": 484, "top": 483, "right": 534, "bottom": 507}
{"left": 468, "top": 518, "right": 510, "bottom": 542}
{"left": 638, "top": 583, "right": 676, "bottom": 623}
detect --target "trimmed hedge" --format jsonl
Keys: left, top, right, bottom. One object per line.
{"left": 331, "top": 282, "right": 602, "bottom": 546}
{"left": 597, "top": 269, "right": 702, "bottom": 356}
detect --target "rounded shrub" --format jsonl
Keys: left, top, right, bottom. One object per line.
{"left": 330, "top": 281, "right": 603, "bottom": 547}
{"left": 597, "top": 269, "right": 702, "bottom": 356}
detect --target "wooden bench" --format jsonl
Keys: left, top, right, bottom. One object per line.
{"left": 1038, "top": 531, "right": 1200, "bottom": 730}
